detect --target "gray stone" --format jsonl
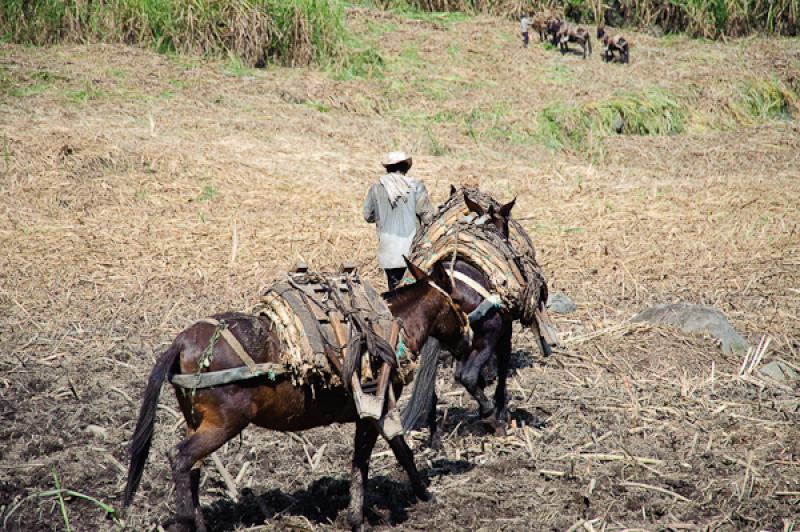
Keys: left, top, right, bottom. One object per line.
{"left": 759, "top": 361, "right": 799, "bottom": 384}
{"left": 85, "top": 424, "right": 108, "bottom": 441}
{"left": 632, "top": 302, "right": 749, "bottom": 354}
{"left": 547, "top": 292, "right": 577, "bottom": 314}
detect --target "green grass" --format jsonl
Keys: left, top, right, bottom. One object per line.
{"left": 0, "top": 0, "right": 350, "bottom": 67}
{"left": 535, "top": 88, "right": 686, "bottom": 154}
{"left": 64, "top": 81, "right": 104, "bottom": 103}
{"left": 329, "top": 41, "right": 385, "bottom": 80}
{"left": 198, "top": 184, "right": 218, "bottom": 202}
{"left": 542, "top": 63, "right": 571, "bottom": 85}
{"left": 365, "top": 19, "right": 399, "bottom": 35}
{"left": 425, "top": 126, "right": 449, "bottom": 155}
{"left": 734, "top": 79, "right": 797, "bottom": 121}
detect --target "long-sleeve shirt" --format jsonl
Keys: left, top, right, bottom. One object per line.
{"left": 363, "top": 175, "right": 434, "bottom": 269}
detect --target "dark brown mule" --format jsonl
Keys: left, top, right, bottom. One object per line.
{"left": 404, "top": 189, "right": 553, "bottom": 443}
{"left": 123, "top": 259, "right": 471, "bottom": 532}
{"left": 549, "top": 20, "right": 592, "bottom": 59}
{"left": 597, "top": 25, "right": 629, "bottom": 64}
{"left": 532, "top": 11, "right": 558, "bottom": 42}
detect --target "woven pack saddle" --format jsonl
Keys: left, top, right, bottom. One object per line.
{"left": 409, "top": 187, "right": 559, "bottom": 345}
{"left": 170, "top": 263, "right": 412, "bottom": 438}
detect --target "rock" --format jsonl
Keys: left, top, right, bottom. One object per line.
{"left": 547, "top": 292, "right": 576, "bottom": 314}
{"left": 632, "top": 302, "right": 749, "bottom": 354}
{"left": 759, "top": 361, "right": 799, "bottom": 384}
{"left": 85, "top": 424, "right": 108, "bottom": 441}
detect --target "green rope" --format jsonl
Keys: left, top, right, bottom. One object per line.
{"left": 396, "top": 338, "right": 406, "bottom": 359}
{"left": 190, "top": 320, "right": 225, "bottom": 420}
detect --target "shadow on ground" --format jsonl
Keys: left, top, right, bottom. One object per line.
{"left": 197, "top": 458, "right": 475, "bottom": 530}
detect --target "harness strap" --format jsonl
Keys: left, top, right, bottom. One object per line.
{"left": 446, "top": 270, "right": 502, "bottom": 324}
{"left": 447, "top": 270, "right": 501, "bottom": 306}
{"left": 198, "top": 318, "right": 258, "bottom": 372}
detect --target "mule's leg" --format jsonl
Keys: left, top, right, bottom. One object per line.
{"left": 457, "top": 342, "right": 496, "bottom": 422}
{"left": 168, "top": 420, "right": 244, "bottom": 531}
{"left": 457, "top": 314, "right": 502, "bottom": 430}
{"left": 189, "top": 468, "right": 206, "bottom": 532}
{"left": 491, "top": 324, "right": 513, "bottom": 436}
{"left": 348, "top": 419, "right": 379, "bottom": 531}
{"left": 387, "top": 434, "right": 431, "bottom": 502}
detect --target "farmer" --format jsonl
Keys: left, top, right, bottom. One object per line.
{"left": 520, "top": 13, "right": 532, "bottom": 48}
{"left": 363, "top": 151, "right": 434, "bottom": 290}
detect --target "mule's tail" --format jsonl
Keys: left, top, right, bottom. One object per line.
{"left": 401, "top": 338, "right": 440, "bottom": 431}
{"left": 123, "top": 340, "right": 181, "bottom": 506}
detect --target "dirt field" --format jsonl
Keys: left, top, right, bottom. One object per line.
{"left": 1, "top": 8, "right": 799, "bottom": 531}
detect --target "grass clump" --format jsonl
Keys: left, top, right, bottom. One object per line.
{"left": 330, "top": 42, "right": 385, "bottom": 80}
{"left": 733, "top": 79, "right": 798, "bottom": 121}
{"left": 0, "top": 0, "right": 350, "bottom": 67}
{"left": 536, "top": 88, "right": 686, "bottom": 152}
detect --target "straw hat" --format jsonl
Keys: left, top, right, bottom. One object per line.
{"left": 381, "top": 151, "right": 412, "bottom": 167}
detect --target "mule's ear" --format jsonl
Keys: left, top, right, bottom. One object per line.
{"left": 450, "top": 184, "right": 457, "bottom": 196}
{"left": 403, "top": 256, "right": 427, "bottom": 281}
{"left": 498, "top": 197, "right": 516, "bottom": 218}
{"left": 432, "top": 261, "right": 454, "bottom": 292}
{"left": 463, "top": 192, "right": 484, "bottom": 216}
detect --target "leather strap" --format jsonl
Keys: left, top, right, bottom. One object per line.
{"left": 198, "top": 318, "right": 258, "bottom": 372}
{"left": 447, "top": 270, "right": 500, "bottom": 306}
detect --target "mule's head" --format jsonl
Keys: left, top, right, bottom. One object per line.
{"left": 597, "top": 25, "right": 606, "bottom": 39}
{"left": 463, "top": 191, "right": 516, "bottom": 240}
{"left": 404, "top": 257, "right": 472, "bottom": 359}
{"left": 546, "top": 18, "right": 562, "bottom": 37}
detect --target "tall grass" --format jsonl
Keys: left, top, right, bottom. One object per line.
{"left": 369, "top": 0, "right": 799, "bottom": 37}
{"left": 0, "top": 0, "right": 349, "bottom": 66}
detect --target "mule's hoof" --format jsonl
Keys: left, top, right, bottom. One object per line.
{"left": 347, "top": 514, "right": 365, "bottom": 532}
{"left": 481, "top": 416, "right": 507, "bottom": 436}
{"left": 418, "top": 489, "right": 435, "bottom": 503}
{"left": 428, "top": 433, "right": 443, "bottom": 452}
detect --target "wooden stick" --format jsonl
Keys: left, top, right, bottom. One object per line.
{"left": 619, "top": 481, "right": 691, "bottom": 502}
{"left": 559, "top": 452, "right": 665, "bottom": 466}
{"left": 211, "top": 453, "right": 239, "bottom": 502}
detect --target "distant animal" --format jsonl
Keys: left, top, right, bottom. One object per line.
{"left": 532, "top": 11, "right": 558, "bottom": 42}
{"left": 122, "top": 259, "right": 471, "bottom": 532}
{"left": 597, "top": 25, "right": 629, "bottom": 63}
{"left": 549, "top": 20, "right": 592, "bottom": 59}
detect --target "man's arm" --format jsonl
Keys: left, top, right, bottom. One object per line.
{"left": 363, "top": 185, "right": 377, "bottom": 224}
{"left": 415, "top": 182, "right": 434, "bottom": 225}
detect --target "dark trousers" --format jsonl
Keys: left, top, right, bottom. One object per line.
{"left": 522, "top": 31, "right": 529, "bottom": 47}
{"left": 385, "top": 268, "right": 406, "bottom": 291}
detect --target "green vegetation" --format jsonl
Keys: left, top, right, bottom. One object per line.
{"left": 535, "top": 88, "right": 686, "bottom": 153}
{"left": 733, "top": 79, "right": 797, "bottom": 121}
{"left": 369, "top": 0, "right": 799, "bottom": 37}
{"left": 65, "top": 81, "right": 104, "bottom": 103}
{"left": 2, "top": 468, "right": 121, "bottom": 530}
{"left": 329, "top": 41, "right": 385, "bottom": 80}
{"left": 0, "top": 0, "right": 350, "bottom": 67}
{"left": 198, "top": 184, "right": 218, "bottom": 202}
